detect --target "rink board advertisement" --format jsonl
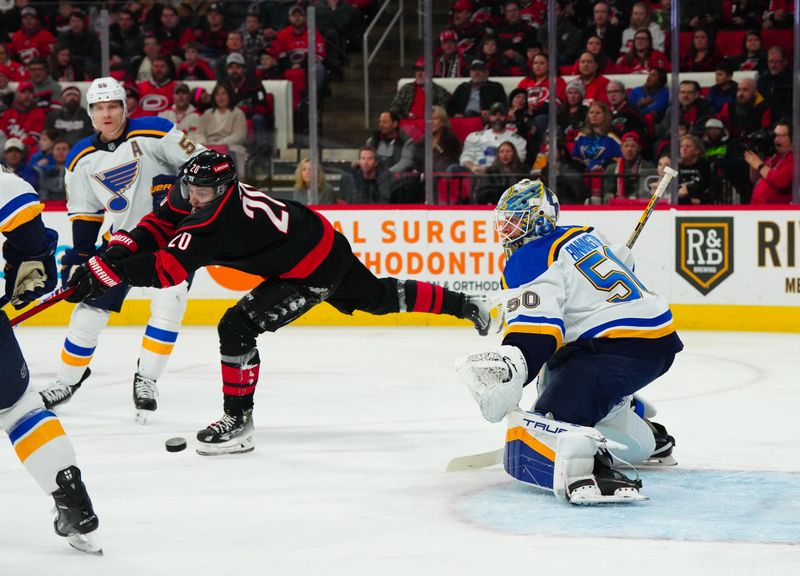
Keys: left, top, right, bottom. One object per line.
{"left": 5, "top": 206, "right": 800, "bottom": 332}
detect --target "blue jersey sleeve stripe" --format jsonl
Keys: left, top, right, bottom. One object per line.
{"left": 8, "top": 410, "right": 57, "bottom": 444}
{"left": 144, "top": 325, "right": 179, "bottom": 343}
{"left": 579, "top": 310, "right": 674, "bottom": 339}
{"left": 127, "top": 116, "right": 174, "bottom": 135}
{"left": 0, "top": 193, "right": 40, "bottom": 224}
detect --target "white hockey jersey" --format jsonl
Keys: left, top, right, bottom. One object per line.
{"left": 459, "top": 127, "right": 527, "bottom": 168}
{"left": 64, "top": 116, "right": 203, "bottom": 234}
{"left": 0, "top": 167, "right": 44, "bottom": 234}
{"left": 501, "top": 226, "right": 676, "bottom": 353}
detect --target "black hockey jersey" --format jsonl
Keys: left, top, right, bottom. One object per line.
{"left": 120, "top": 180, "right": 334, "bottom": 288}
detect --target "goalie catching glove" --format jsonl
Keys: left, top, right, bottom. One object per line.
{"left": 66, "top": 254, "right": 123, "bottom": 303}
{"left": 455, "top": 345, "right": 528, "bottom": 423}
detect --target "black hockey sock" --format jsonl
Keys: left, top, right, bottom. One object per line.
{"left": 221, "top": 350, "right": 260, "bottom": 415}
{"left": 402, "top": 280, "right": 463, "bottom": 317}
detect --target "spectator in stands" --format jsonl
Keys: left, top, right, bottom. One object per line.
{"left": 177, "top": 41, "right": 216, "bottom": 81}
{"left": 729, "top": 29, "right": 766, "bottom": 71}
{"left": 763, "top": 1, "right": 794, "bottom": 28}
{"left": 0, "top": 81, "right": 46, "bottom": 152}
{"left": 137, "top": 56, "right": 176, "bottom": 116}
{"left": 645, "top": 153, "right": 672, "bottom": 196}
{"left": 197, "top": 3, "right": 230, "bottom": 61}
{"left": 159, "top": 82, "right": 201, "bottom": 135}
{"left": 702, "top": 118, "right": 730, "bottom": 160}
{"left": 240, "top": 12, "right": 271, "bottom": 65}
{"left": 757, "top": 45, "right": 792, "bottom": 121}
{"left": 389, "top": 58, "right": 450, "bottom": 120}
{"left": 176, "top": 0, "right": 213, "bottom": 30}
{"left": 45, "top": 85, "right": 91, "bottom": 146}
{"left": 292, "top": 158, "right": 337, "bottom": 205}
{"left": 256, "top": 51, "right": 283, "bottom": 80}
{"left": 718, "top": 77, "right": 771, "bottom": 138}
{"left": 534, "top": 135, "right": 590, "bottom": 205}
{"left": 50, "top": 44, "right": 86, "bottom": 82}
{"left": 134, "top": 35, "right": 173, "bottom": 82}
{"left": 124, "top": 83, "right": 147, "bottom": 119}
{"left": 517, "top": 52, "right": 567, "bottom": 115}
{"left": 628, "top": 66, "right": 669, "bottom": 120}
{"left": 606, "top": 80, "right": 647, "bottom": 141}
{"left": 0, "top": 68, "right": 15, "bottom": 114}
{"left": 35, "top": 136, "right": 69, "bottom": 200}
{"left": 746, "top": 120, "right": 793, "bottom": 203}
{"left": 603, "top": 131, "right": 656, "bottom": 201}
{"left": 196, "top": 83, "right": 248, "bottom": 174}
{"left": 557, "top": 79, "right": 589, "bottom": 145}
{"left": 680, "top": 27, "right": 723, "bottom": 72}
{"left": 657, "top": 80, "right": 714, "bottom": 139}
{"left": 3, "top": 137, "right": 37, "bottom": 187}
{"left": 10, "top": 6, "right": 55, "bottom": 64}
{"left": 615, "top": 29, "right": 669, "bottom": 74}
{"left": 620, "top": 2, "right": 665, "bottom": 54}
{"left": 217, "top": 31, "right": 253, "bottom": 79}
{"left": 575, "top": 51, "right": 610, "bottom": 104}
{"left": 681, "top": 2, "right": 723, "bottom": 30}
{"left": 339, "top": 146, "right": 393, "bottom": 204}
{"left": 224, "top": 52, "right": 273, "bottom": 157}
{"left": 477, "top": 34, "right": 512, "bottom": 76}
{"left": 575, "top": 35, "right": 617, "bottom": 75}
{"left": 572, "top": 101, "right": 621, "bottom": 202}
{"left": 448, "top": 0, "right": 484, "bottom": 59}
{"left": 366, "top": 111, "right": 415, "bottom": 174}
{"left": 539, "top": 0, "right": 582, "bottom": 68}
{"left": 707, "top": 60, "right": 738, "bottom": 113}
{"left": 274, "top": 4, "right": 327, "bottom": 91}
{"left": 110, "top": 8, "right": 145, "bottom": 77}
{"left": 495, "top": 1, "right": 537, "bottom": 66}
{"left": 448, "top": 59, "right": 507, "bottom": 120}
{"left": 435, "top": 30, "right": 466, "bottom": 78}
{"left": 57, "top": 10, "right": 100, "bottom": 76}
{"left": 730, "top": 1, "right": 769, "bottom": 30}
{"left": 678, "top": 135, "right": 713, "bottom": 204}
{"left": 413, "top": 105, "right": 462, "bottom": 172}
{"left": 581, "top": 1, "right": 622, "bottom": 59}
{"left": 27, "top": 57, "right": 61, "bottom": 112}
{"left": 153, "top": 4, "right": 194, "bottom": 59}
{"left": 29, "top": 127, "right": 58, "bottom": 170}
{"left": 317, "top": 0, "right": 362, "bottom": 77}
{"left": 474, "top": 140, "right": 527, "bottom": 204}
{"left": 456, "top": 102, "right": 527, "bottom": 174}
{"left": 0, "top": 44, "right": 28, "bottom": 82}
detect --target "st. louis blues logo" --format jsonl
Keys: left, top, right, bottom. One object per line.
{"left": 92, "top": 160, "right": 140, "bottom": 212}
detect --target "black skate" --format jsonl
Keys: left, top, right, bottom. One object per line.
{"left": 566, "top": 451, "right": 647, "bottom": 505}
{"left": 462, "top": 295, "right": 494, "bottom": 336}
{"left": 196, "top": 409, "right": 254, "bottom": 456}
{"left": 52, "top": 466, "right": 102, "bottom": 555}
{"left": 133, "top": 372, "right": 158, "bottom": 424}
{"left": 643, "top": 420, "right": 677, "bottom": 466}
{"left": 40, "top": 368, "right": 91, "bottom": 410}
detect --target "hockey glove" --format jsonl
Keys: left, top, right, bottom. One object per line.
{"left": 455, "top": 345, "right": 528, "bottom": 423}
{"left": 66, "top": 254, "right": 123, "bottom": 303}
{"left": 60, "top": 247, "right": 96, "bottom": 289}
{"left": 104, "top": 231, "right": 139, "bottom": 263}
{"left": 2, "top": 228, "right": 58, "bottom": 309}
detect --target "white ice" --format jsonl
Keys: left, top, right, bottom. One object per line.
{"left": 2, "top": 326, "right": 799, "bottom": 576}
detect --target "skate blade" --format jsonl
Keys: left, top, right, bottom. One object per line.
{"left": 569, "top": 490, "right": 649, "bottom": 505}
{"left": 67, "top": 531, "right": 103, "bottom": 556}
{"left": 639, "top": 454, "right": 678, "bottom": 467}
{"left": 196, "top": 436, "right": 254, "bottom": 456}
{"left": 135, "top": 409, "right": 154, "bottom": 424}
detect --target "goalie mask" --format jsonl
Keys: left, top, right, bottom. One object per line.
{"left": 179, "top": 150, "right": 238, "bottom": 203}
{"left": 494, "top": 179, "right": 559, "bottom": 257}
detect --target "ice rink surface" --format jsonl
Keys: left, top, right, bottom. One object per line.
{"left": 2, "top": 325, "right": 799, "bottom": 576}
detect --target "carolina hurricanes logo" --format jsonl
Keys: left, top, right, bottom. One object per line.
{"left": 140, "top": 94, "right": 170, "bottom": 112}
{"left": 240, "top": 185, "right": 289, "bottom": 233}
{"left": 92, "top": 159, "right": 140, "bottom": 212}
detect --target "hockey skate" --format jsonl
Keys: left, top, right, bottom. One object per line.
{"left": 133, "top": 372, "right": 158, "bottom": 424}
{"left": 641, "top": 420, "right": 677, "bottom": 466}
{"left": 566, "top": 450, "right": 648, "bottom": 505}
{"left": 196, "top": 409, "right": 254, "bottom": 455}
{"left": 52, "top": 466, "right": 102, "bottom": 556}
{"left": 462, "top": 295, "right": 495, "bottom": 336}
{"left": 39, "top": 368, "right": 91, "bottom": 410}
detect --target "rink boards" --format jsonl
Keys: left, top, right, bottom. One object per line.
{"left": 7, "top": 205, "right": 800, "bottom": 332}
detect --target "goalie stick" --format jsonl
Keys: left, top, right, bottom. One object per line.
{"left": 446, "top": 168, "right": 679, "bottom": 472}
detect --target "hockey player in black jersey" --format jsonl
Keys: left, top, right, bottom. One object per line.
{"left": 67, "top": 150, "right": 494, "bottom": 455}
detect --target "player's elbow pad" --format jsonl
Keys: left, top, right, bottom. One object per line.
{"left": 455, "top": 345, "right": 528, "bottom": 423}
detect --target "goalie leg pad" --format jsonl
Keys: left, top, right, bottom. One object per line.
{"left": 455, "top": 345, "right": 528, "bottom": 423}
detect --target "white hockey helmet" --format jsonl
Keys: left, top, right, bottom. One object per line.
{"left": 494, "top": 178, "right": 560, "bottom": 257}
{"left": 86, "top": 77, "right": 127, "bottom": 129}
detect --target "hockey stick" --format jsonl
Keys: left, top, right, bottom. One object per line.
{"left": 626, "top": 166, "right": 678, "bottom": 249}
{"left": 9, "top": 287, "right": 75, "bottom": 327}
{"left": 447, "top": 170, "right": 680, "bottom": 472}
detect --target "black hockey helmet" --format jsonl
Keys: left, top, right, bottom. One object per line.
{"left": 179, "top": 149, "right": 238, "bottom": 201}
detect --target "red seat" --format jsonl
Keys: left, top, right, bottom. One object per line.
{"left": 435, "top": 172, "right": 473, "bottom": 204}
{"left": 762, "top": 29, "right": 794, "bottom": 55}
{"left": 400, "top": 116, "right": 483, "bottom": 144}
{"left": 283, "top": 68, "right": 306, "bottom": 111}
{"left": 716, "top": 30, "right": 745, "bottom": 57}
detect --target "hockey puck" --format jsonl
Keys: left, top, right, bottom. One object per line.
{"left": 165, "top": 437, "right": 187, "bottom": 452}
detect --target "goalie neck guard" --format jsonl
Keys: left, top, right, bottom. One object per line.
{"left": 494, "top": 179, "right": 560, "bottom": 257}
